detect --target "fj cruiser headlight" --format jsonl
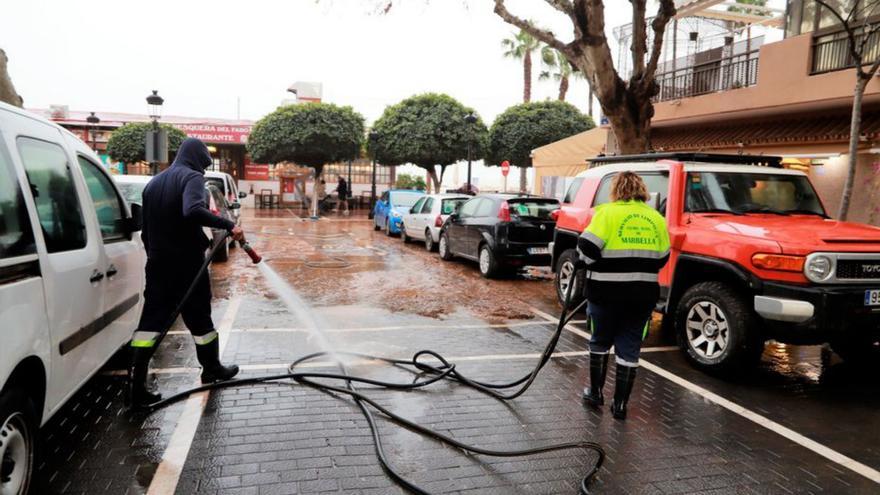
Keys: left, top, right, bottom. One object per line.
{"left": 805, "top": 255, "right": 833, "bottom": 282}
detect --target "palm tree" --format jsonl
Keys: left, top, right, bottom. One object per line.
{"left": 541, "top": 46, "right": 596, "bottom": 121}
{"left": 540, "top": 46, "right": 574, "bottom": 101}
{"left": 501, "top": 29, "right": 541, "bottom": 103}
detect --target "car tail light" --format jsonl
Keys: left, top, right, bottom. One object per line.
{"left": 499, "top": 201, "right": 511, "bottom": 222}
{"left": 550, "top": 210, "right": 560, "bottom": 221}
{"left": 435, "top": 215, "right": 443, "bottom": 227}
{"left": 751, "top": 253, "right": 805, "bottom": 272}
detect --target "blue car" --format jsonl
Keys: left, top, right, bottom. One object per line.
{"left": 373, "top": 189, "right": 425, "bottom": 236}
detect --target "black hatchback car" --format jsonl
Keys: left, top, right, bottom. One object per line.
{"left": 438, "top": 194, "right": 560, "bottom": 278}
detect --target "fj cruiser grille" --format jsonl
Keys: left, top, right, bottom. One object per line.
{"left": 836, "top": 260, "right": 880, "bottom": 280}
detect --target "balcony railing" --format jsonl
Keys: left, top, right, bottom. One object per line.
{"left": 653, "top": 51, "right": 760, "bottom": 102}
{"left": 812, "top": 28, "right": 880, "bottom": 74}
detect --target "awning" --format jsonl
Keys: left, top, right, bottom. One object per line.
{"left": 652, "top": 111, "right": 880, "bottom": 151}
{"left": 532, "top": 127, "right": 608, "bottom": 172}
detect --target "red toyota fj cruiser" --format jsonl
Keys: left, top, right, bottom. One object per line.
{"left": 550, "top": 153, "right": 880, "bottom": 372}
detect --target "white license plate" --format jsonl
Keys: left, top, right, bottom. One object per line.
{"left": 528, "top": 247, "right": 550, "bottom": 255}
{"left": 865, "top": 289, "right": 880, "bottom": 306}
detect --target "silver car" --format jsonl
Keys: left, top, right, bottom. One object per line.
{"left": 401, "top": 194, "right": 470, "bottom": 251}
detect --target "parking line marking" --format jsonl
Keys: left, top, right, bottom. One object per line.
{"left": 640, "top": 360, "right": 880, "bottom": 484}
{"left": 147, "top": 296, "right": 241, "bottom": 495}
{"left": 528, "top": 307, "right": 880, "bottom": 485}
{"left": 528, "top": 306, "right": 592, "bottom": 340}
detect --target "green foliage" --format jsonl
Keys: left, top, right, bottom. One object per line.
{"left": 501, "top": 29, "right": 540, "bottom": 61}
{"left": 106, "top": 122, "right": 187, "bottom": 164}
{"left": 487, "top": 100, "right": 594, "bottom": 169}
{"left": 247, "top": 103, "right": 365, "bottom": 176}
{"left": 370, "top": 93, "right": 488, "bottom": 179}
{"left": 395, "top": 173, "right": 427, "bottom": 191}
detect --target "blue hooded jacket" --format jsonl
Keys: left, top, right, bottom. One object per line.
{"left": 141, "top": 138, "right": 235, "bottom": 258}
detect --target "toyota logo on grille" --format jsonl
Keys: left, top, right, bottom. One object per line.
{"left": 540, "top": 225, "right": 546, "bottom": 230}
{"left": 862, "top": 264, "right": 880, "bottom": 273}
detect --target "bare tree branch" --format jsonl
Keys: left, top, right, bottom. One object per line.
{"left": 630, "top": 0, "right": 648, "bottom": 80}
{"left": 643, "top": 0, "right": 677, "bottom": 89}
{"left": 494, "top": 0, "right": 572, "bottom": 55}
{"left": 543, "top": 0, "right": 574, "bottom": 17}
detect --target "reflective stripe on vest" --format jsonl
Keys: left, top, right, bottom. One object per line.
{"left": 587, "top": 271, "right": 659, "bottom": 283}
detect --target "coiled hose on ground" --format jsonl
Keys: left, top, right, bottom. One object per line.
{"left": 142, "top": 233, "right": 604, "bottom": 494}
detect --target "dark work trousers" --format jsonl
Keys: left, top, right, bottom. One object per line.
{"left": 131, "top": 253, "right": 215, "bottom": 354}
{"left": 587, "top": 300, "right": 654, "bottom": 367}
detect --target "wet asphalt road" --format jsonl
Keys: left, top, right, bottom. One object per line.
{"left": 33, "top": 207, "right": 880, "bottom": 494}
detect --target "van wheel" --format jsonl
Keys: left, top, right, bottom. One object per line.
{"left": 555, "top": 249, "right": 586, "bottom": 310}
{"left": 438, "top": 233, "right": 453, "bottom": 261}
{"left": 0, "top": 389, "right": 37, "bottom": 495}
{"left": 478, "top": 244, "right": 501, "bottom": 279}
{"left": 675, "top": 282, "right": 763, "bottom": 373}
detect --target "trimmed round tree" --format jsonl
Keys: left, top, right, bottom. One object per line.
{"left": 106, "top": 122, "right": 187, "bottom": 165}
{"left": 370, "top": 93, "right": 487, "bottom": 192}
{"left": 487, "top": 101, "right": 594, "bottom": 192}
{"left": 247, "top": 103, "right": 365, "bottom": 215}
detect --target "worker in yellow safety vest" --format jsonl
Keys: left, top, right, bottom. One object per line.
{"left": 577, "top": 171, "right": 670, "bottom": 420}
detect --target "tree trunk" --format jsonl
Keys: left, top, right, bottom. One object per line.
{"left": 426, "top": 167, "right": 442, "bottom": 193}
{"left": 558, "top": 76, "right": 569, "bottom": 101}
{"left": 838, "top": 77, "right": 867, "bottom": 221}
{"left": 523, "top": 51, "right": 532, "bottom": 103}
{"left": 519, "top": 166, "right": 527, "bottom": 193}
{"left": 0, "top": 49, "right": 23, "bottom": 107}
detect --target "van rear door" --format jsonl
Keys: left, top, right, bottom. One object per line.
{"left": 14, "top": 126, "right": 106, "bottom": 415}
{"left": 0, "top": 127, "right": 50, "bottom": 400}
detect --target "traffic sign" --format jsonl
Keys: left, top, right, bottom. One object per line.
{"left": 501, "top": 160, "right": 510, "bottom": 177}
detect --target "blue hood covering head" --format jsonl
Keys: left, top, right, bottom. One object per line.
{"left": 172, "top": 137, "right": 212, "bottom": 172}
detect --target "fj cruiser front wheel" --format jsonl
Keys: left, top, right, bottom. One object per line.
{"left": 675, "top": 282, "right": 763, "bottom": 373}
{"left": 0, "top": 388, "right": 36, "bottom": 495}
{"left": 555, "top": 249, "right": 586, "bottom": 310}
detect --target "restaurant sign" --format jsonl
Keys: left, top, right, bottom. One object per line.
{"left": 174, "top": 123, "right": 251, "bottom": 144}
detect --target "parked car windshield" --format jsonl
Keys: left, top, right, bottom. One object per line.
{"left": 508, "top": 199, "right": 560, "bottom": 219}
{"left": 441, "top": 198, "right": 468, "bottom": 215}
{"left": 117, "top": 182, "right": 147, "bottom": 205}
{"left": 206, "top": 177, "right": 225, "bottom": 192}
{"left": 391, "top": 192, "right": 423, "bottom": 208}
{"left": 686, "top": 172, "right": 826, "bottom": 216}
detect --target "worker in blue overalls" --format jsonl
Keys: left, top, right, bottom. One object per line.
{"left": 129, "top": 138, "right": 244, "bottom": 407}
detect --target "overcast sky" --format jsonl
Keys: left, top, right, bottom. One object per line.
{"left": 1, "top": 0, "right": 643, "bottom": 125}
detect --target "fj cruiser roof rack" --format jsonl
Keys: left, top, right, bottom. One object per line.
{"left": 587, "top": 152, "right": 783, "bottom": 168}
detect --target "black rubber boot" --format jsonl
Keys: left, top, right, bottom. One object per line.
{"left": 582, "top": 352, "right": 609, "bottom": 408}
{"left": 196, "top": 338, "right": 240, "bottom": 384}
{"left": 128, "top": 347, "right": 162, "bottom": 408}
{"left": 610, "top": 364, "right": 638, "bottom": 420}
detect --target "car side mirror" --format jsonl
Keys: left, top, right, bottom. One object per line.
{"left": 239, "top": 191, "right": 247, "bottom": 199}
{"left": 127, "top": 202, "right": 143, "bottom": 233}
{"left": 229, "top": 202, "right": 241, "bottom": 210}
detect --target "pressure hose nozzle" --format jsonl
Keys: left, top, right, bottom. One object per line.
{"left": 241, "top": 242, "right": 262, "bottom": 264}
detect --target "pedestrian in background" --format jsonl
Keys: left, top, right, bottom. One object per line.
{"left": 577, "top": 172, "right": 670, "bottom": 420}
{"left": 335, "top": 175, "right": 349, "bottom": 215}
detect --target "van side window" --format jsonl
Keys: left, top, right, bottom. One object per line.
{"left": 563, "top": 178, "right": 584, "bottom": 204}
{"left": 0, "top": 138, "right": 36, "bottom": 259}
{"left": 77, "top": 156, "right": 127, "bottom": 242}
{"left": 593, "top": 172, "right": 669, "bottom": 206}
{"left": 458, "top": 198, "right": 480, "bottom": 217}
{"left": 17, "top": 137, "right": 87, "bottom": 253}
{"left": 421, "top": 197, "right": 434, "bottom": 214}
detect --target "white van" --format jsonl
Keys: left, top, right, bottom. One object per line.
{"left": 205, "top": 170, "right": 245, "bottom": 226}
{"left": 0, "top": 102, "right": 145, "bottom": 494}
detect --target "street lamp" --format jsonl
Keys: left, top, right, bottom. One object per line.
{"left": 464, "top": 113, "right": 477, "bottom": 195}
{"left": 369, "top": 131, "right": 379, "bottom": 219}
{"left": 146, "top": 90, "right": 164, "bottom": 175}
{"left": 86, "top": 112, "right": 100, "bottom": 153}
